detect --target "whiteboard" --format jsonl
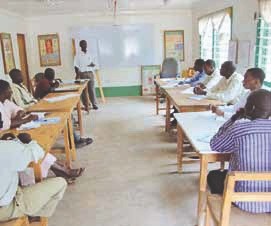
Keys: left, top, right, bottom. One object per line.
{"left": 70, "top": 24, "right": 158, "bottom": 69}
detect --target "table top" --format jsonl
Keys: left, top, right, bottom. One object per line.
{"left": 175, "top": 111, "right": 226, "bottom": 154}
{"left": 1, "top": 111, "right": 70, "bottom": 153}
{"left": 164, "top": 87, "right": 223, "bottom": 110}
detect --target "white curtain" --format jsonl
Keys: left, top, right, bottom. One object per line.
{"left": 198, "top": 17, "right": 210, "bottom": 36}
{"left": 259, "top": 0, "right": 271, "bottom": 23}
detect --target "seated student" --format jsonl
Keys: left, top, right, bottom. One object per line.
{"left": 34, "top": 68, "right": 60, "bottom": 99}
{"left": 9, "top": 69, "right": 38, "bottom": 108}
{"left": 211, "top": 68, "right": 265, "bottom": 119}
{"left": 178, "top": 59, "right": 205, "bottom": 86}
{"left": 194, "top": 61, "right": 244, "bottom": 104}
{"left": 0, "top": 132, "right": 67, "bottom": 221}
{"left": 0, "top": 80, "right": 38, "bottom": 129}
{"left": 29, "top": 69, "right": 93, "bottom": 148}
{"left": 0, "top": 79, "right": 85, "bottom": 181}
{"left": 194, "top": 59, "right": 221, "bottom": 91}
{"left": 208, "top": 89, "right": 271, "bottom": 213}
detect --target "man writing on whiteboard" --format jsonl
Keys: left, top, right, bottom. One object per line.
{"left": 74, "top": 40, "right": 98, "bottom": 110}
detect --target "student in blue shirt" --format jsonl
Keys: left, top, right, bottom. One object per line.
{"left": 178, "top": 59, "right": 205, "bottom": 86}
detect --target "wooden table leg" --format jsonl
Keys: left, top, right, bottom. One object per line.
{"left": 63, "top": 121, "right": 71, "bottom": 168}
{"left": 77, "top": 101, "right": 84, "bottom": 137}
{"left": 67, "top": 116, "right": 76, "bottom": 161}
{"left": 83, "top": 86, "right": 90, "bottom": 112}
{"left": 165, "top": 96, "right": 171, "bottom": 132}
{"left": 198, "top": 154, "right": 209, "bottom": 226}
{"left": 156, "top": 84, "right": 159, "bottom": 115}
{"left": 32, "top": 162, "right": 43, "bottom": 182}
{"left": 177, "top": 124, "right": 184, "bottom": 173}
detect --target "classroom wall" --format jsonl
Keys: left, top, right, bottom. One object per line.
{"left": 192, "top": 0, "right": 258, "bottom": 74}
{"left": 0, "top": 9, "right": 27, "bottom": 81}
{"left": 26, "top": 10, "right": 193, "bottom": 96}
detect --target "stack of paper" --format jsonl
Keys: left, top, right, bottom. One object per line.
{"left": 189, "top": 95, "right": 206, "bottom": 101}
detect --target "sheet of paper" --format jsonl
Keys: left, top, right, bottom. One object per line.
{"left": 44, "top": 94, "right": 79, "bottom": 103}
{"left": 181, "top": 87, "right": 194, "bottom": 94}
{"left": 17, "top": 121, "right": 41, "bottom": 130}
{"left": 54, "top": 85, "right": 80, "bottom": 91}
{"left": 37, "top": 117, "right": 61, "bottom": 125}
{"left": 189, "top": 95, "right": 206, "bottom": 101}
{"left": 30, "top": 112, "right": 47, "bottom": 120}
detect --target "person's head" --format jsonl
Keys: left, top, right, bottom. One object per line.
{"left": 193, "top": 59, "right": 205, "bottom": 73}
{"left": 79, "top": 40, "right": 87, "bottom": 52}
{"left": 243, "top": 68, "right": 265, "bottom": 91}
{"left": 0, "top": 80, "right": 12, "bottom": 102}
{"left": 9, "top": 68, "right": 23, "bottom": 84}
{"left": 220, "top": 61, "right": 236, "bottom": 79}
{"left": 204, "top": 60, "right": 216, "bottom": 76}
{"left": 244, "top": 89, "right": 271, "bottom": 120}
{"left": 44, "top": 68, "right": 55, "bottom": 81}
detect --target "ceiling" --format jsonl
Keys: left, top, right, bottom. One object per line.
{"left": 0, "top": 0, "right": 202, "bottom": 17}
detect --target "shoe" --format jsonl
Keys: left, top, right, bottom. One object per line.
{"left": 75, "top": 137, "right": 93, "bottom": 148}
{"left": 93, "top": 105, "right": 98, "bottom": 110}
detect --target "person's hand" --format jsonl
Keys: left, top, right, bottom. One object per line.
{"left": 231, "top": 108, "right": 245, "bottom": 122}
{"left": 1, "top": 133, "right": 16, "bottom": 140}
{"left": 211, "top": 105, "right": 224, "bottom": 117}
{"left": 15, "top": 110, "right": 26, "bottom": 119}
{"left": 17, "top": 133, "right": 32, "bottom": 144}
{"left": 198, "top": 83, "right": 206, "bottom": 89}
{"left": 28, "top": 114, "right": 39, "bottom": 121}
{"left": 194, "top": 87, "right": 207, "bottom": 95}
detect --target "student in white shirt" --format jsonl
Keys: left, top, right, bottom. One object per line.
{"left": 194, "top": 59, "right": 221, "bottom": 91}
{"left": 0, "top": 132, "right": 67, "bottom": 222}
{"left": 211, "top": 68, "right": 265, "bottom": 119}
{"left": 74, "top": 40, "right": 98, "bottom": 110}
{"left": 194, "top": 61, "right": 244, "bottom": 104}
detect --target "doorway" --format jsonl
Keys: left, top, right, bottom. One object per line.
{"left": 17, "top": 33, "right": 31, "bottom": 91}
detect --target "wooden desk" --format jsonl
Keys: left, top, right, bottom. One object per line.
{"left": 154, "top": 78, "right": 178, "bottom": 115}
{"left": 1, "top": 112, "right": 75, "bottom": 181}
{"left": 162, "top": 87, "right": 223, "bottom": 132}
{"left": 27, "top": 86, "right": 86, "bottom": 137}
{"left": 175, "top": 112, "right": 231, "bottom": 226}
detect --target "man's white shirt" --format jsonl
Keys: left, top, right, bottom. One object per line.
{"left": 0, "top": 140, "right": 44, "bottom": 206}
{"left": 74, "top": 50, "right": 97, "bottom": 73}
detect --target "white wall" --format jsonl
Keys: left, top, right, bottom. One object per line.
{"left": 0, "top": 9, "right": 27, "bottom": 81}
{"left": 192, "top": 0, "right": 258, "bottom": 74}
{"left": 26, "top": 10, "right": 193, "bottom": 87}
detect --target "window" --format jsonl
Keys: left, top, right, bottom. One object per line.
{"left": 199, "top": 8, "right": 232, "bottom": 68}
{"left": 255, "top": 17, "right": 271, "bottom": 86}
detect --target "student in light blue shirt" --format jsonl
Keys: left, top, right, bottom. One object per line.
{"left": 179, "top": 59, "right": 206, "bottom": 86}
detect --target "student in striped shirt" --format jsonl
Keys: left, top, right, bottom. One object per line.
{"left": 208, "top": 89, "right": 271, "bottom": 213}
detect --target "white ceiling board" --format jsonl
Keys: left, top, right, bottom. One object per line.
{"left": 0, "top": 0, "right": 202, "bottom": 17}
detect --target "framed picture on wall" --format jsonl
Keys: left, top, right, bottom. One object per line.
{"left": 38, "top": 33, "right": 61, "bottom": 66}
{"left": 141, "top": 65, "right": 161, "bottom": 96}
{"left": 164, "top": 30, "right": 185, "bottom": 62}
{"left": 0, "top": 33, "right": 15, "bottom": 74}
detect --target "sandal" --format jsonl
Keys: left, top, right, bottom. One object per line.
{"left": 51, "top": 166, "right": 85, "bottom": 179}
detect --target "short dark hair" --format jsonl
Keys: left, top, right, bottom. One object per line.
{"left": 246, "top": 68, "right": 265, "bottom": 85}
{"left": 9, "top": 68, "right": 21, "bottom": 81}
{"left": 79, "top": 40, "right": 86, "bottom": 47}
{"left": 195, "top": 59, "right": 205, "bottom": 67}
{"left": 205, "top": 59, "right": 216, "bottom": 68}
{"left": 44, "top": 68, "right": 55, "bottom": 80}
{"left": 0, "top": 80, "right": 10, "bottom": 95}
{"left": 245, "top": 89, "right": 271, "bottom": 119}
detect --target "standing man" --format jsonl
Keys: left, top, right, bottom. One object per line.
{"left": 74, "top": 40, "right": 98, "bottom": 110}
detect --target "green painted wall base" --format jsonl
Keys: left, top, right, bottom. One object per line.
{"left": 95, "top": 85, "right": 142, "bottom": 97}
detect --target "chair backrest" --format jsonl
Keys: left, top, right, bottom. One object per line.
{"left": 0, "top": 216, "right": 29, "bottom": 226}
{"left": 219, "top": 172, "right": 271, "bottom": 226}
{"left": 160, "top": 58, "right": 178, "bottom": 78}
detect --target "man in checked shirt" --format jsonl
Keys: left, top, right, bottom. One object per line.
{"left": 208, "top": 89, "right": 271, "bottom": 213}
